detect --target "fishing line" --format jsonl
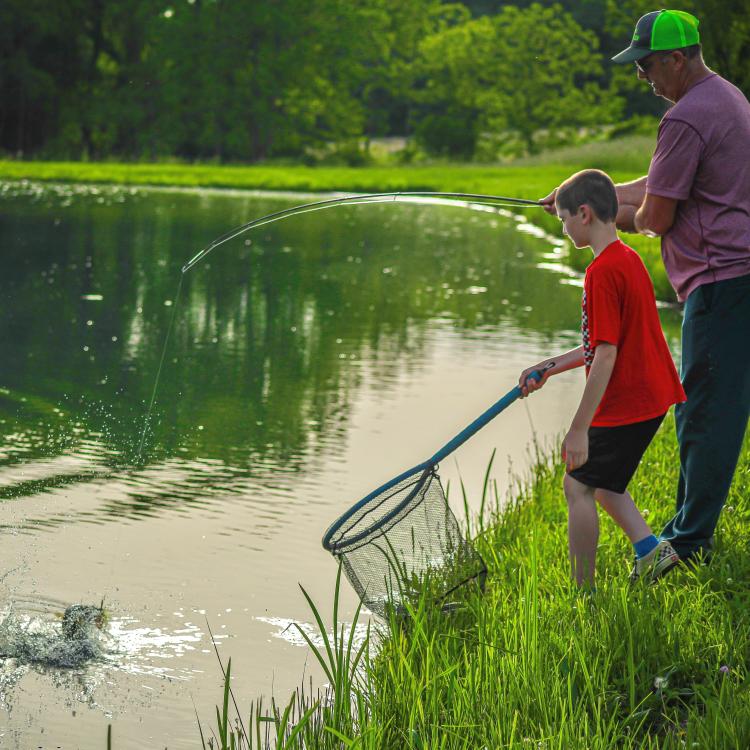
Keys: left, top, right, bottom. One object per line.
{"left": 114, "top": 274, "right": 185, "bottom": 623}
{"left": 136, "top": 273, "right": 184, "bottom": 461}
{"left": 137, "top": 190, "right": 544, "bottom": 460}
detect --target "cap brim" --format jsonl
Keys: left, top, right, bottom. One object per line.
{"left": 611, "top": 46, "right": 651, "bottom": 64}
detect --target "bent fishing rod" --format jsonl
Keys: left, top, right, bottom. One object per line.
{"left": 181, "top": 191, "right": 544, "bottom": 273}
{"left": 138, "top": 190, "right": 543, "bottom": 458}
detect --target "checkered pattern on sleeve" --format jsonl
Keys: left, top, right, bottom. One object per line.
{"left": 581, "top": 288, "right": 594, "bottom": 367}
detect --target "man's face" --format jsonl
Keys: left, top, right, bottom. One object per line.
{"left": 635, "top": 51, "right": 682, "bottom": 102}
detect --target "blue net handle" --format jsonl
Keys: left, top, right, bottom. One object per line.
{"left": 428, "top": 364, "right": 552, "bottom": 465}
{"left": 322, "top": 365, "right": 552, "bottom": 552}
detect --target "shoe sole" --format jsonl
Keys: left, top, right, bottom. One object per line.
{"left": 650, "top": 556, "right": 680, "bottom": 582}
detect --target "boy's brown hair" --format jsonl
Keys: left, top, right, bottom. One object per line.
{"left": 556, "top": 169, "right": 618, "bottom": 223}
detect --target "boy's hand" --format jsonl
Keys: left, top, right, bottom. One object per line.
{"left": 518, "top": 363, "right": 552, "bottom": 398}
{"left": 540, "top": 187, "right": 558, "bottom": 216}
{"left": 562, "top": 428, "right": 588, "bottom": 472}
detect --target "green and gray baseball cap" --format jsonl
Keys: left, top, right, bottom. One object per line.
{"left": 612, "top": 9, "right": 700, "bottom": 64}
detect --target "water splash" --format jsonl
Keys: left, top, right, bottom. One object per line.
{"left": 0, "top": 604, "right": 108, "bottom": 669}
{"left": 255, "top": 615, "right": 369, "bottom": 651}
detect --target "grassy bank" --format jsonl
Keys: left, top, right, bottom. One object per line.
{"left": 0, "top": 160, "right": 633, "bottom": 200}
{"left": 206, "top": 420, "right": 750, "bottom": 748}
{"left": 0, "top": 135, "right": 674, "bottom": 301}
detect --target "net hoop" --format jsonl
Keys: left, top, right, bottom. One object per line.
{"left": 322, "top": 460, "right": 433, "bottom": 554}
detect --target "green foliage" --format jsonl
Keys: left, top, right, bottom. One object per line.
{"left": 413, "top": 4, "right": 624, "bottom": 158}
{"left": 413, "top": 109, "right": 479, "bottom": 159}
{"left": 3, "top": 2, "right": 748, "bottom": 162}
{"left": 1, "top": 0, "right": 395, "bottom": 161}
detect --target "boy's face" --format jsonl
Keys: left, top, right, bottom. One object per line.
{"left": 556, "top": 205, "right": 590, "bottom": 249}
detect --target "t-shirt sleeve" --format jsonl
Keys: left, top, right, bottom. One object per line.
{"left": 646, "top": 118, "right": 704, "bottom": 200}
{"left": 588, "top": 269, "right": 621, "bottom": 348}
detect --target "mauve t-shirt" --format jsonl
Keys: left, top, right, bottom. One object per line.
{"left": 647, "top": 73, "right": 750, "bottom": 301}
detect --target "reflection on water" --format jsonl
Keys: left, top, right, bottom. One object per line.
{"left": 0, "top": 181, "right": 683, "bottom": 747}
{"left": 0, "top": 181, "right": 586, "bottom": 525}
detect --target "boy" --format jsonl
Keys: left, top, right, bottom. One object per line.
{"left": 519, "top": 169, "right": 685, "bottom": 587}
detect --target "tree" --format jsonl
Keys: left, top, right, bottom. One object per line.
{"left": 413, "top": 3, "right": 622, "bottom": 157}
{"left": 0, "top": 0, "right": 89, "bottom": 155}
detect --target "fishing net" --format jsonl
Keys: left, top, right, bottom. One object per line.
{"left": 323, "top": 465, "right": 486, "bottom": 618}
{"left": 322, "top": 367, "right": 550, "bottom": 618}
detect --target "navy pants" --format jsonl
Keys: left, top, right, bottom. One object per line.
{"left": 660, "top": 273, "right": 750, "bottom": 559}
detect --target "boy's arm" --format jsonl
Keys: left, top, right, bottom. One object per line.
{"left": 563, "top": 342, "right": 617, "bottom": 471}
{"left": 615, "top": 177, "right": 648, "bottom": 234}
{"left": 519, "top": 345, "right": 585, "bottom": 397}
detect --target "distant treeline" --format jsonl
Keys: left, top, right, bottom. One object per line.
{"left": 2, "top": 1, "right": 747, "bottom": 162}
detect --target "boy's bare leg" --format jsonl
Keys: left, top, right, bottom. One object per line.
{"left": 594, "top": 488, "right": 652, "bottom": 542}
{"left": 564, "top": 474, "right": 599, "bottom": 587}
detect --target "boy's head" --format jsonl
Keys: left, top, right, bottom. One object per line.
{"left": 555, "top": 169, "right": 618, "bottom": 248}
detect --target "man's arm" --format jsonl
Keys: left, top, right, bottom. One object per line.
{"left": 544, "top": 174, "right": 677, "bottom": 236}
{"left": 562, "top": 343, "right": 617, "bottom": 471}
{"left": 615, "top": 177, "right": 648, "bottom": 233}
{"left": 616, "top": 177, "right": 679, "bottom": 237}
{"left": 615, "top": 176, "right": 648, "bottom": 207}
{"left": 544, "top": 176, "right": 649, "bottom": 223}
{"left": 634, "top": 193, "right": 679, "bottom": 236}
{"left": 616, "top": 204, "right": 638, "bottom": 233}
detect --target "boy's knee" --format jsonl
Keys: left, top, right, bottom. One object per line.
{"left": 564, "top": 473, "right": 592, "bottom": 505}
{"left": 594, "top": 487, "right": 623, "bottom": 506}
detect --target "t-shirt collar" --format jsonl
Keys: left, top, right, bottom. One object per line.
{"left": 588, "top": 239, "right": 621, "bottom": 268}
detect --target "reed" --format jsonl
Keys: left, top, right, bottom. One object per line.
{"left": 202, "top": 417, "right": 750, "bottom": 748}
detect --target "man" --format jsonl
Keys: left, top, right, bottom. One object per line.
{"left": 542, "top": 9, "right": 750, "bottom": 568}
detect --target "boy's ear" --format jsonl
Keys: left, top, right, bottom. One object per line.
{"left": 579, "top": 204, "right": 593, "bottom": 225}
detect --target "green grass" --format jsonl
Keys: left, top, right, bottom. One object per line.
{"left": 513, "top": 134, "right": 656, "bottom": 173}
{"left": 204, "top": 420, "right": 750, "bottom": 748}
{"left": 0, "top": 159, "right": 630, "bottom": 199}
{"left": 0, "top": 135, "right": 675, "bottom": 301}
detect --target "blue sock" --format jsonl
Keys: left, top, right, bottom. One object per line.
{"left": 634, "top": 534, "right": 659, "bottom": 559}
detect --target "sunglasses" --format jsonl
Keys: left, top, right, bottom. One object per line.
{"left": 635, "top": 51, "right": 675, "bottom": 74}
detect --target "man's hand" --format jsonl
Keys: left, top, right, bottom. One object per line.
{"left": 562, "top": 427, "right": 589, "bottom": 472}
{"left": 540, "top": 187, "right": 558, "bottom": 216}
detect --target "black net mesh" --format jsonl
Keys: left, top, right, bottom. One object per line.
{"left": 327, "top": 468, "right": 486, "bottom": 617}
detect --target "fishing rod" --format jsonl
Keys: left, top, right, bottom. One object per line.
{"left": 181, "top": 191, "right": 543, "bottom": 273}
{"left": 138, "top": 190, "right": 543, "bottom": 458}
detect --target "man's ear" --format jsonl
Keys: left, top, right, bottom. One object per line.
{"left": 579, "top": 204, "right": 593, "bottom": 225}
{"left": 670, "top": 49, "right": 687, "bottom": 71}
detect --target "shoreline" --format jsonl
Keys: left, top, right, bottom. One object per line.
{"left": 1, "top": 161, "right": 673, "bottom": 302}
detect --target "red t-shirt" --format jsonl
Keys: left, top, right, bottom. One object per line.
{"left": 582, "top": 240, "right": 686, "bottom": 427}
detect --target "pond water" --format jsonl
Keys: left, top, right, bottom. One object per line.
{"left": 0, "top": 181, "right": 682, "bottom": 748}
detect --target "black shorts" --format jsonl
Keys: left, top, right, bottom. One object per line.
{"left": 568, "top": 414, "right": 665, "bottom": 494}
